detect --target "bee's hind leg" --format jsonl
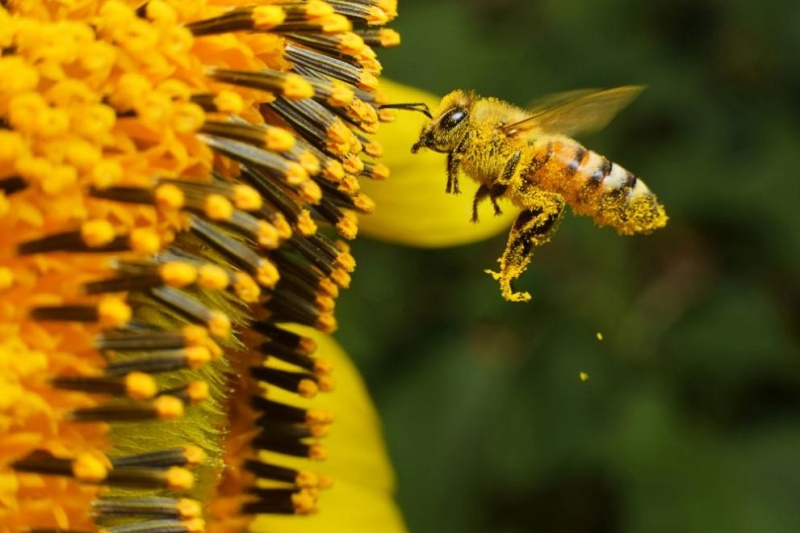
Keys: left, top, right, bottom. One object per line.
{"left": 486, "top": 194, "right": 564, "bottom": 302}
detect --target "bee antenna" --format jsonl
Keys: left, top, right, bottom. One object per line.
{"left": 379, "top": 102, "right": 432, "bottom": 119}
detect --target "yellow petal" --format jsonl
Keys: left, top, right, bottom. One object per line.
{"left": 254, "top": 327, "right": 406, "bottom": 533}
{"left": 359, "top": 79, "right": 517, "bottom": 248}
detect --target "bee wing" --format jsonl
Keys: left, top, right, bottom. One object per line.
{"left": 501, "top": 86, "right": 645, "bottom": 137}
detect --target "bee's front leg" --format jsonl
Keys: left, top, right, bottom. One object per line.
{"left": 446, "top": 131, "right": 472, "bottom": 194}
{"left": 486, "top": 193, "right": 564, "bottom": 302}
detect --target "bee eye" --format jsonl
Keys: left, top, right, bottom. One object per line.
{"left": 440, "top": 107, "right": 467, "bottom": 130}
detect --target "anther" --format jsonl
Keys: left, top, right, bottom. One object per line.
{"left": 110, "top": 447, "right": 205, "bottom": 469}
{"left": 93, "top": 497, "right": 202, "bottom": 519}
{"left": 69, "top": 395, "right": 185, "bottom": 422}
{"left": 51, "top": 372, "right": 157, "bottom": 400}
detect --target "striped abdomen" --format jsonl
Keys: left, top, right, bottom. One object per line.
{"left": 523, "top": 137, "right": 667, "bottom": 235}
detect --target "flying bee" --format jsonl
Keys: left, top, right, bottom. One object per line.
{"left": 384, "top": 86, "right": 668, "bottom": 302}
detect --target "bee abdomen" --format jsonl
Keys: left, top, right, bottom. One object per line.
{"left": 529, "top": 140, "right": 667, "bottom": 234}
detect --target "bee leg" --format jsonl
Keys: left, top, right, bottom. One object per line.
{"left": 489, "top": 184, "right": 507, "bottom": 216}
{"left": 471, "top": 184, "right": 491, "bottom": 223}
{"left": 486, "top": 195, "right": 564, "bottom": 302}
{"left": 446, "top": 131, "right": 472, "bottom": 195}
{"left": 484, "top": 151, "right": 520, "bottom": 217}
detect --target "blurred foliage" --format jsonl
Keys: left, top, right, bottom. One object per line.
{"left": 336, "top": 0, "right": 800, "bottom": 532}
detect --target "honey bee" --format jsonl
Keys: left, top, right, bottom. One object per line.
{"left": 385, "top": 86, "right": 668, "bottom": 302}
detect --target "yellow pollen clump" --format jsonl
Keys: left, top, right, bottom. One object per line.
{"left": 160, "top": 262, "right": 199, "bottom": 287}
{"left": 80, "top": 220, "right": 116, "bottom": 247}
{"left": 72, "top": 453, "right": 109, "bottom": 484}
{"left": 185, "top": 346, "right": 212, "bottom": 369}
{"left": 126, "top": 372, "right": 158, "bottom": 400}
{"left": 98, "top": 297, "right": 132, "bottom": 328}
{"left": 165, "top": 467, "right": 195, "bottom": 491}
{"left": 232, "top": 273, "right": 260, "bottom": 303}
{"left": 256, "top": 261, "right": 280, "bottom": 288}
{"left": 283, "top": 74, "right": 315, "bottom": 100}
{"left": 252, "top": 6, "right": 286, "bottom": 29}
{"left": 197, "top": 264, "right": 229, "bottom": 291}
{"left": 155, "top": 183, "right": 186, "bottom": 211}
{"left": 264, "top": 127, "right": 295, "bottom": 152}
{"left": 204, "top": 194, "right": 234, "bottom": 221}
{"left": 129, "top": 229, "right": 161, "bottom": 254}
{"left": 231, "top": 185, "right": 262, "bottom": 211}
{"left": 154, "top": 396, "right": 185, "bottom": 421}
{"left": 207, "top": 311, "right": 231, "bottom": 339}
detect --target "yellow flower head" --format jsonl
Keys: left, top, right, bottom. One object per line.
{"left": 0, "top": 0, "right": 401, "bottom": 531}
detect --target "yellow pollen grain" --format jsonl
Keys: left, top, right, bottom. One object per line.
{"left": 354, "top": 194, "right": 376, "bottom": 214}
{"left": 371, "top": 162, "right": 390, "bottom": 180}
{"left": 314, "top": 359, "right": 333, "bottom": 376}
{"left": 257, "top": 221, "right": 280, "bottom": 249}
{"left": 232, "top": 273, "right": 260, "bottom": 303}
{"left": 0, "top": 131, "right": 26, "bottom": 162}
{"left": 580, "top": 372, "right": 589, "bottom": 382}
{"left": 252, "top": 5, "right": 286, "bottom": 29}
{"left": 165, "top": 466, "right": 195, "bottom": 491}
{"left": 81, "top": 219, "right": 116, "bottom": 248}
{"left": 183, "top": 444, "right": 206, "bottom": 466}
{"left": 292, "top": 491, "right": 317, "bottom": 514}
{"left": 265, "top": 126, "right": 295, "bottom": 152}
{"left": 274, "top": 213, "right": 293, "bottom": 239}
{"left": 0, "top": 266, "right": 13, "bottom": 290}
{"left": 378, "top": 108, "right": 397, "bottom": 122}
{"left": 328, "top": 84, "right": 355, "bottom": 107}
{"left": 160, "top": 262, "right": 199, "bottom": 287}
{"left": 125, "top": 372, "right": 158, "bottom": 400}
{"left": 91, "top": 159, "right": 123, "bottom": 189}
{"left": 379, "top": 28, "right": 401, "bottom": 47}
{"left": 284, "top": 162, "right": 309, "bottom": 186}
{"left": 335, "top": 251, "right": 356, "bottom": 273}
{"left": 65, "top": 139, "right": 102, "bottom": 171}
{"left": 316, "top": 313, "right": 337, "bottom": 334}
{"left": 154, "top": 395, "right": 185, "bottom": 421}
{"left": 213, "top": 91, "right": 244, "bottom": 114}
{"left": 296, "top": 470, "right": 320, "bottom": 488}
{"left": 309, "top": 444, "right": 327, "bottom": 462}
{"left": 256, "top": 261, "right": 280, "bottom": 288}
{"left": 186, "top": 381, "right": 209, "bottom": 404}
{"left": 296, "top": 211, "right": 318, "bottom": 237}
{"left": 317, "top": 375, "right": 334, "bottom": 392}
{"left": 146, "top": 0, "right": 179, "bottom": 24}
{"left": 173, "top": 102, "right": 206, "bottom": 134}
{"left": 306, "top": 409, "right": 334, "bottom": 425}
{"left": 184, "top": 346, "right": 212, "bottom": 369}
{"left": 182, "top": 325, "right": 209, "bottom": 346}
{"left": 197, "top": 264, "right": 229, "bottom": 291}
{"left": 43, "top": 164, "right": 78, "bottom": 196}
{"left": 366, "top": 7, "right": 390, "bottom": 26}
{"left": 323, "top": 160, "right": 344, "bottom": 181}
{"left": 298, "top": 180, "right": 322, "bottom": 204}
{"left": 309, "top": 424, "right": 329, "bottom": 438}
{"left": 231, "top": 184, "right": 262, "bottom": 211}
{"left": 207, "top": 311, "right": 232, "bottom": 338}
{"left": 338, "top": 33, "right": 365, "bottom": 54}
{"left": 331, "top": 268, "right": 352, "bottom": 289}
{"left": 130, "top": 229, "right": 161, "bottom": 254}
{"left": 306, "top": 1, "right": 335, "bottom": 18}
{"left": 98, "top": 297, "right": 132, "bottom": 328}
{"left": 72, "top": 453, "right": 109, "bottom": 484}
{"left": 282, "top": 74, "right": 315, "bottom": 100}
{"left": 315, "top": 295, "right": 335, "bottom": 312}
{"left": 176, "top": 498, "right": 203, "bottom": 519}
{"left": 342, "top": 154, "right": 364, "bottom": 175}
{"left": 336, "top": 217, "right": 358, "bottom": 240}
{"left": 363, "top": 140, "right": 384, "bottom": 158}
{"left": 596, "top": 332, "right": 604, "bottom": 341}
{"left": 358, "top": 71, "right": 379, "bottom": 92}
{"left": 298, "top": 150, "right": 321, "bottom": 176}
{"left": 182, "top": 518, "right": 205, "bottom": 533}
{"left": 298, "top": 379, "right": 319, "bottom": 398}
{"left": 204, "top": 194, "right": 234, "bottom": 221}
{"left": 320, "top": 14, "right": 351, "bottom": 34}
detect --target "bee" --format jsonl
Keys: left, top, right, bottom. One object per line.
{"left": 384, "top": 86, "right": 667, "bottom": 302}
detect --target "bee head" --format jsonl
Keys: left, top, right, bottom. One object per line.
{"left": 411, "top": 90, "right": 474, "bottom": 154}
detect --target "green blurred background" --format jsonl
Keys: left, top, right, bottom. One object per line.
{"left": 338, "top": 1, "right": 800, "bottom": 532}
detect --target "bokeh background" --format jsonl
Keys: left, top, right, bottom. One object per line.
{"left": 339, "top": 1, "right": 800, "bottom": 532}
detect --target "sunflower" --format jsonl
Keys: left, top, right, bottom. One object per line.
{"left": 0, "top": 0, "right": 422, "bottom": 531}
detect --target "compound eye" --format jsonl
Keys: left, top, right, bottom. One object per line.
{"left": 440, "top": 107, "right": 467, "bottom": 130}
